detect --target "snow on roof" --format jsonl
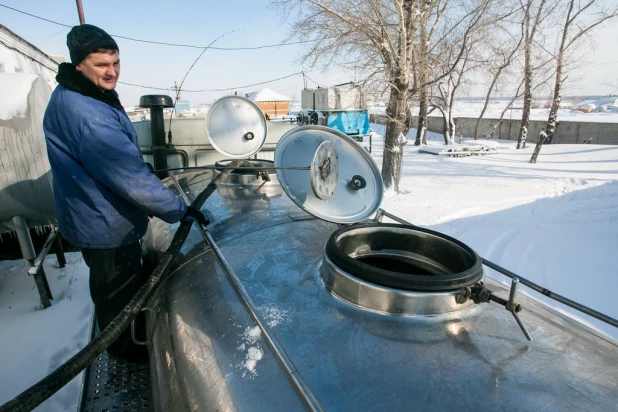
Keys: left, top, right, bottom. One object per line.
{"left": 247, "top": 88, "right": 292, "bottom": 102}
{"left": 0, "top": 73, "right": 38, "bottom": 120}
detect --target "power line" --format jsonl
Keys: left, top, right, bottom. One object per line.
{"left": 0, "top": 4, "right": 71, "bottom": 27}
{"left": 113, "top": 34, "right": 317, "bottom": 50}
{"left": 303, "top": 73, "right": 330, "bottom": 88}
{"left": 118, "top": 71, "right": 303, "bottom": 93}
{"left": 35, "top": 27, "right": 70, "bottom": 46}
{"left": 583, "top": 59, "right": 618, "bottom": 67}
{"left": 117, "top": 82, "right": 170, "bottom": 91}
{"left": 0, "top": 3, "right": 318, "bottom": 50}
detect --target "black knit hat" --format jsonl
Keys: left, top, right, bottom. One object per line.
{"left": 67, "top": 24, "right": 118, "bottom": 64}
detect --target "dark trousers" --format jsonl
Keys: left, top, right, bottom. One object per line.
{"left": 81, "top": 242, "right": 148, "bottom": 362}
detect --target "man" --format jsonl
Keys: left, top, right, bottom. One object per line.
{"left": 43, "top": 24, "right": 208, "bottom": 362}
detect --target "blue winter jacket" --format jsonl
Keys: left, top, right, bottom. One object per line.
{"left": 43, "top": 63, "right": 186, "bottom": 249}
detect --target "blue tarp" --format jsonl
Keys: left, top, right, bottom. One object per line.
{"left": 327, "top": 110, "right": 370, "bottom": 136}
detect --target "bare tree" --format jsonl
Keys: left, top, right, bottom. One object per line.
{"left": 486, "top": 68, "right": 554, "bottom": 140}
{"left": 413, "top": 0, "right": 501, "bottom": 146}
{"left": 274, "top": 0, "right": 417, "bottom": 192}
{"left": 516, "top": 0, "right": 550, "bottom": 149}
{"left": 487, "top": 79, "right": 525, "bottom": 139}
{"left": 530, "top": 0, "right": 618, "bottom": 163}
{"left": 604, "top": 80, "right": 618, "bottom": 93}
{"left": 430, "top": 44, "right": 478, "bottom": 144}
{"left": 474, "top": 26, "right": 524, "bottom": 140}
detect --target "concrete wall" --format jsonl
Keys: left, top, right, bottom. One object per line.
{"left": 370, "top": 114, "right": 618, "bottom": 145}
{"left": 452, "top": 117, "right": 618, "bottom": 144}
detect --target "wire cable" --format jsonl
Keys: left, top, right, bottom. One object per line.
{"left": 167, "top": 31, "right": 232, "bottom": 141}
{"left": 35, "top": 27, "right": 70, "bottom": 46}
{"left": 303, "top": 73, "right": 330, "bottom": 88}
{"left": 0, "top": 3, "right": 321, "bottom": 51}
{"left": 117, "top": 71, "right": 303, "bottom": 93}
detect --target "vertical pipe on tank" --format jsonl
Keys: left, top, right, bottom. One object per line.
{"left": 139, "top": 95, "right": 174, "bottom": 179}
{"left": 150, "top": 106, "right": 167, "bottom": 178}
{"left": 12, "top": 216, "right": 36, "bottom": 262}
{"left": 12, "top": 216, "right": 52, "bottom": 308}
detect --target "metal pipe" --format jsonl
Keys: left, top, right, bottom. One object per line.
{"left": 157, "top": 165, "right": 310, "bottom": 173}
{"left": 201, "top": 228, "right": 323, "bottom": 412}
{"left": 172, "top": 179, "right": 323, "bottom": 411}
{"left": 168, "top": 172, "right": 192, "bottom": 205}
{"left": 481, "top": 258, "right": 618, "bottom": 329}
{"left": 53, "top": 232, "right": 66, "bottom": 269}
{"left": 28, "top": 228, "right": 58, "bottom": 276}
{"left": 75, "top": 0, "right": 86, "bottom": 24}
{"left": 140, "top": 95, "right": 174, "bottom": 179}
{"left": 12, "top": 216, "right": 52, "bottom": 309}
{"left": 12, "top": 216, "right": 36, "bottom": 261}
{"left": 149, "top": 106, "right": 168, "bottom": 179}
{"left": 375, "top": 209, "right": 618, "bottom": 330}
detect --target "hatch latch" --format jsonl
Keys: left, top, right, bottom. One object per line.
{"left": 457, "top": 278, "right": 533, "bottom": 341}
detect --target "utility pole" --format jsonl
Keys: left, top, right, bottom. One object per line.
{"left": 76, "top": 0, "right": 86, "bottom": 24}
{"left": 171, "top": 81, "right": 181, "bottom": 117}
{"left": 171, "top": 81, "right": 181, "bottom": 101}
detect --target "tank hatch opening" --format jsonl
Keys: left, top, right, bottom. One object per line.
{"left": 321, "top": 223, "right": 485, "bottom": 316}
{"left": 213, "top": 159, "right": 283, "bottom": 201}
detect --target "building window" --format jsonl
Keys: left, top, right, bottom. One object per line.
{"left": 0, "top": 63, "right": 5, "bottom": 73}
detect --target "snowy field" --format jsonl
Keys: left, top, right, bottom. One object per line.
{"left": 0, "top": 253, "right": 92, "bottom": 411}
{"left": 1, "top": 124, "right": 617, "bottom": 410}
{"left": 369, "top": 123, "right": 618, "bottom": 342}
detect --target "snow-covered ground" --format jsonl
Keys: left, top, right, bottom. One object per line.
{"left": 1, "top": 124, "right": 617, "bottom": 410}
{"left": 0, "top": 253, "right": 92, "bottom": 411}
{"left": 368, "top": 123, "right": 618, "bottom": 341}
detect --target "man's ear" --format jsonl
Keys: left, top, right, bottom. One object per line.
{"left": 75, "top": 63, "right": 83, "bottom": 72}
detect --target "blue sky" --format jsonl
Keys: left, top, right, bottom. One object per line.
{"left": 2, "top": 0, "right": 617, "bottom": 106}
{"left": 2, "top": 0, "right": 349, "bottom": 105}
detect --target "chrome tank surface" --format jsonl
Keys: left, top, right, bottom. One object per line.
{"left": 145, "top": 169, "right": 618, "bottom": 412}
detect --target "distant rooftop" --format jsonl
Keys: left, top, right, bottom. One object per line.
{"left": 247, "top": 88, "right": 292, "bottom": 102}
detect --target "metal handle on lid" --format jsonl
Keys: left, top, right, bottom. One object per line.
{"left": 349, "top": 175, "right": 366, "bottom": 191}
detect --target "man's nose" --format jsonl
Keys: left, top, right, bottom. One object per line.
{"left": 106, "top": 66, "right": 117, "bottom": 77}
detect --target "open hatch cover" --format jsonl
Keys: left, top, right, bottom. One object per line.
{"left": 274, "top": 125, "right": 383, "bottom": 224}
{"left": 205, "top": 96, "right": 267, "bottom": 159}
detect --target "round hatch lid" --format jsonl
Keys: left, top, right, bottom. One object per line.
{"left": 205, "top": 96, "right": 267, "bottom": 158}
{"left": 274, "top": 125, "right": 383, "bottom": 223}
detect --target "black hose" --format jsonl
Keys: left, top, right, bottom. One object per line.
{"left": 0, "top": 166, "right": 236, "bottom": 412}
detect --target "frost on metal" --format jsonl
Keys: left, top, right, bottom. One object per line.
{"left": 236, "top": 326, "right": 264, "bottom": 378}
{"left": 259, "top": 305, "right": 289, "bottom": 328}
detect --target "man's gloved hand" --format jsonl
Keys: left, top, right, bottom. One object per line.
{"left": 182, "top": 206, "right": 210, "bottom": 226}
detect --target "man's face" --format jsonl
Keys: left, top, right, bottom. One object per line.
{"left": 76, "top": 50, "right": 120, "bottom": 91}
